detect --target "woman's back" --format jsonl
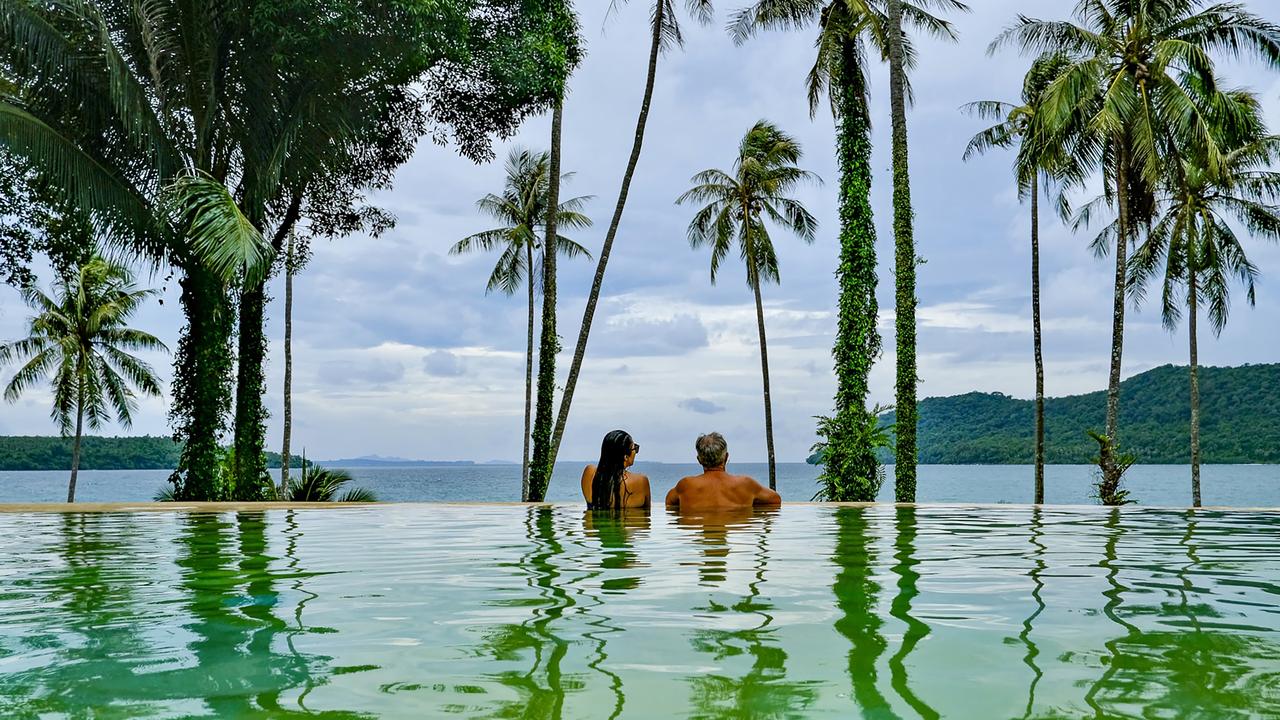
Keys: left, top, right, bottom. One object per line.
{"left": 581, "top": 465, "right": 651, "bottom": 509}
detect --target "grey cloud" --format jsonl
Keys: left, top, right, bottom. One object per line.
{"left": 423, "top": 350, "right": 466, "bottom": 377}
{"left": 316, "top": 359, "right": 405, "bottom": 387}
{"left": 678, "top": 397, "right": 726, "bottom": 415}
{"left": 593, "top": 314, "right": 709, "bottom": 357}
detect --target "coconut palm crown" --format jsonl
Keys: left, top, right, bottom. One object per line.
{"left": 0, "top": 257, "right": 166, "bottom": 501}
{"left": 677, "top": 120, "right": 820, "bottom": 489}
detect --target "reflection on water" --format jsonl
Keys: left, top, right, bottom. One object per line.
{"left": 677, "top": 508, "right": 818, "bottom": 718}
{"left": 1, "top": 506, "right": 1279, "bottom": 718}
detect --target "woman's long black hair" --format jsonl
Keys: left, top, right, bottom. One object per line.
{"left": 589, "top": 430, "right": 634, "bottom": 510}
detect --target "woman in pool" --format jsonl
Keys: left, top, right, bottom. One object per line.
{"left": 581, "top": 429, "right": 651, "bottom": 509}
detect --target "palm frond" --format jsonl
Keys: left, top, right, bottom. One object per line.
{"left": 165, "top": 172, "right": 272, "bottom": 285}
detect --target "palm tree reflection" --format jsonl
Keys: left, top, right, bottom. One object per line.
{"left": 0, "top": 514, "right": 160, "bottom": 716}
{"left": 477, "top": 505, "right": 574, "bottom": 718}
{"left": 888, "top": 506, "right": 937, "bottom": 720}
{"left": 831, "top": 506, "right": 895, "bottom": 718}
{"left": 1019, "top": 508, "right": 1047, "bottom": 719}
{"left": 678, "top": 507, "right": 817, "bottom": 718}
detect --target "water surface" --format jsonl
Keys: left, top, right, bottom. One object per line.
{"left": 2, "top": 505, "right": 1278, "bottom": 718}
{"left": 2, "top": 462, "right": 1278, "bottom": 505}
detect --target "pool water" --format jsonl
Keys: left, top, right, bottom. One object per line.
{"left": 1, "top": 505, "right": 1278, "bottom": 718}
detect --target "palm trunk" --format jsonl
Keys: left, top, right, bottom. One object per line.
{"left": 548, "top": 0, "right": 665, "bottom": 464}
{"left": 528, "top": 101, "right": 565, "bottom": 502}
{"left": 522, "top": 241, "right": 536, "bottom": 501}
{"left": 233, "top": 283, "right": 269, "bottom": 500}
{"left": 750, "top": 269, "right": 777, "bottom": 490}
{"left": 820, "top": 39, "right": 882, "bottom": 503}
{"left": 887, "top": 0, "right": 918, "bottom": 503}
{"left": 1188, "top": 267, "right": 1201, "bottom": 507}
{"left": 172, "top": 266, "right": 236, "bottom": 501}
{"left": 1103, "top": 145, "right": 1130, "bottom": 483}
{"left": 281, "top": 233, "right": 294, "bottom": 497}
{"left": 1031, "top": 174, "right": 1045, "bottom": 504}
{"left": 68, "top": 382, "right": 84, "bottom": 503}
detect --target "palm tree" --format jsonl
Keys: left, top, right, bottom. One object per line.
{"left": 529, "top": 101, "right": 568, "bottom": 503}
{"left": 963, "top": 52, "right": 1075, "bottom": 504}
{"left": 0, "top": 258, "right": 166, "bottom": 502}
{"left": 453, "top": 148, "right": 592, "bottom": 500}
{"left": 992, "top": 0, "right": 1280, "bottom": 490}
{"left": 884, "top": 0, "right": 969, "bottom": 502}
{"left": 545, "top": 0, "right": 715, "bottom": 481}
{"left": 728, "top": 0, "right": 963, "bottom": 501}
{"left": 677, "top": 121, "right": 820, "bottom": 489}
{"left": 1129, "top": 130, "right": 1280, "bottom": 507}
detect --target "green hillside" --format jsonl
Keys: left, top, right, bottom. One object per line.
{"left": 0, "top": 435, "right": 302, "bottom": 471}
{"left": 813, "top": 364, "right": 1280, "bottom": 465}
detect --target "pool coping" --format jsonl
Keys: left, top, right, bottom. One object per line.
{"left": 0, "top": 501, "right": 1277, "bottom": 513}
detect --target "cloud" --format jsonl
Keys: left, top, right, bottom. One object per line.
{"left": 423, "top": 350, "right": 466, "bottom": 377}
{"left": 316, "top": 359, "right": 404, "bottom": 387}
{"left": 592, "top": 313, "right": 709, "bottom": 357}
{"left": 678, "top": 397, "right": 726, "bottom": 415}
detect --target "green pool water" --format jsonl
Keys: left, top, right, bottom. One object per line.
{"left": 1, "top": 505, "right": 1278, "bottom": 719}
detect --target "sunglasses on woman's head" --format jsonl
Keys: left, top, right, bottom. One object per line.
{"left": 632, "top": 444, "right": 640, "bottom": 455}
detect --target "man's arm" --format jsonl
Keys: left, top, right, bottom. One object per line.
{"left": 752, "top": 480, "right": 781, "bottom": 506}
{"left": 664, "top": 481, "right": 681, "bottom": 507}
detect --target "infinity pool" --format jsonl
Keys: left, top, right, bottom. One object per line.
{"left": 1, "top": 505, "right": 1278, "bottom": 718}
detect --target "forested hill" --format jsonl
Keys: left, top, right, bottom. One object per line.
{"left": 0, "top": 436, "right": 300, "bottom": 471}
{"left": 870, "top": 364, "right": 1280, "bottom": 465}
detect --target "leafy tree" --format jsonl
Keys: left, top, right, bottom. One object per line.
{"left": 0, "top": 258, "right": 165, "bottom": 501}
{"left": 676, "top": 120, "right": 819, "bottom": 490}
{"left": 539, "top": 0, "right": 715, "bottom": 494}
{"left": 1130, "top": 123, "right": 1280, "bottom": 507}
{"left": 992, "top": 0, "right": 1280, "bottom": 493}
{"left": 226, "top": 0, "right": 584, "bottom": 501}
{"left": 963, "top": 52, "right": 1075, "bottom": 503}
{"left": 452, "top": 147, "right": 592, "bottom": 500}
{"left": 1, "top": 0, "right": 581, "bottom": 500}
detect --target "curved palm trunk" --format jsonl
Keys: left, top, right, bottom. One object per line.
{"left": 887, "top": 0, "right": 918, "bottom": 502}
{"left": 68, "top": 382, "right": 84, "bottom": 503}
{"left": 1031, "top": 174, "right": 1045, "bottom": 504}
{"left": 1103, "top": 146, "right": 1131, "bottom": 484}
{"left": 527, "top": 101, "right": 564, "bottom": 502}
{"left": 750, "top": 270, "right": 777, "bottom": 490}
{"left": 1188, "top": 268, "right": 1201, "bottom": 507}
{"left": 281, "top": 233, "right": 294, "bottom": 497}
{"left": 522, "top": 241, "right": 536, "bottom": 501}
{"left": 548, "top": 1, "right": 665, "bottom": 464}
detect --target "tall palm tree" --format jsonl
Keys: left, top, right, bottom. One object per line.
{"left": 453, "top": 148, "right": 592, "bottom": 500}
{"left": 0, "top": 258, "right": 166, "bottom": 502}
{"left": 728, "top": 0, "right": 963, "bottom": 502}
{"left": 529, "top": 101, "right": 568, "bottom": 502}
{"left": 676, "top": 120, "right": 820, "bottom": 489}
{"left": 1129, "top": 130, "right": 1280, "bottom": 507}
{"left": 545, "top": 0, "right": 715, "bottom": 481}
{"left": 963, "top": 52, "right": 1075, "bottom": 504}
{"left": 885, "top": 0, "right": 969, "bottom": 502}
{"left": 992, "top": 0, "right": 1280, "bottom": 490}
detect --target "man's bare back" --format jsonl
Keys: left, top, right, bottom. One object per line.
{"left": 665, "top": 467, "right": 780, "bottom": 510}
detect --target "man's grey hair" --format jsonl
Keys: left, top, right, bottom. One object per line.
{"left": 696, "top": 432, "right": 728, "bottom": 468}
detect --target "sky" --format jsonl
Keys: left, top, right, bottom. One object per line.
{"left": 1, "top": 1, "right": 1278, "bottom": 464}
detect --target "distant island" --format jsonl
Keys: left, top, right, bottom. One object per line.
{"left": 0, "top": 435, "right": 302, "bottom": 472}
{"left": 808, "top": 364, "right": 1280, "bottom": 465}
{"left": 0, "top": 438, "right": 511, "bottom": 472}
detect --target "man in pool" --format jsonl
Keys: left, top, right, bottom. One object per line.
{"left": 664, "top": 432, "right": 782, "bottom": 510}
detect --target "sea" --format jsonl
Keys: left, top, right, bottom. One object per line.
{"left": 1, "top": 462, "right": 1277, "bottom": 506}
